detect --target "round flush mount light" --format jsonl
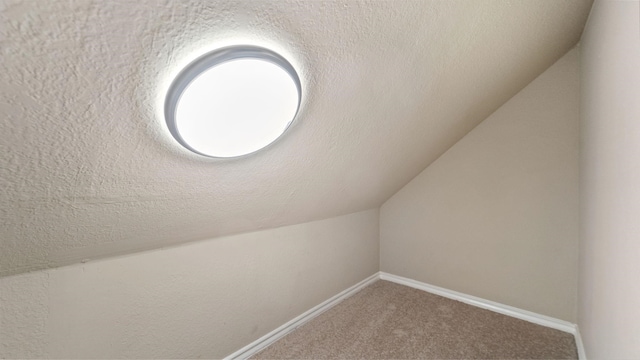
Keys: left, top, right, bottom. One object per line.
{"left": 165, "top": 45, "right": 302, "bottom": 158}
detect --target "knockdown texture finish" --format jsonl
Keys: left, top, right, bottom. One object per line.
{"left": 0, "top": 0, "right": 592, "bottom": 276}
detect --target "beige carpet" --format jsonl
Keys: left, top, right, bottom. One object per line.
{"left": 252, "top": 280, "right": 577, "bottom": 359}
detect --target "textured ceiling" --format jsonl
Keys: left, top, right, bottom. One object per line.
{"left": 0, "top": 0, "right": 593, "bottom": 277}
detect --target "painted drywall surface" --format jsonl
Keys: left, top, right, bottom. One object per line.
{"left": 0, "top": 209, "right": 379, "bottom": 359}
{"left": 380, "top": 49, "right": 580, "bottom": 322}
{"left": 0, "top": 0, "right": 593, "bottom": 277}
{"left": 579, "top": 1, "right": 640, "bottom": 357}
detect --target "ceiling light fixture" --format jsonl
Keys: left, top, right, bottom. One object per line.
{"left": 165, "top": 45, "right": 302, "bottom": 158}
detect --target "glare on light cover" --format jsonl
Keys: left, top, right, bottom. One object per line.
{"left": 167, "top": 48, "right": 300, "bottom": 158}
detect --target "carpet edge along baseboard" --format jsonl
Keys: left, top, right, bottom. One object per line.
{"left": 226, "top": 272, "right": 585, "bottom": 360}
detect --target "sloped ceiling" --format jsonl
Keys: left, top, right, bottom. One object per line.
{"left": 0, "top": 0, "right": 592, "bottom": 277}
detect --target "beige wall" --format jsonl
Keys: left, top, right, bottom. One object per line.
{"left": 579, "top": 0, "right": 640, "bottom": 358}
{"left": 380, "top": 48, "right": 580, "bottom": 322}
{"left": 0, "top": 209, "right": 379, "bottom": 359}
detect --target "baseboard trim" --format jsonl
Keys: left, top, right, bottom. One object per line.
{"left": 228, "top": 272, "right": 585, "bottom": 360}
{"left": 379, "top": 272, "right": 576, "bottom": 334}
{"left": 225, "top": 273, "right": 379, "bottom": 360}
{"left": 574, "top": 326, "right": 587, "bottom": 360}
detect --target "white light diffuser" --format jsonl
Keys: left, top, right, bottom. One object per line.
{"left": 165, "top": 46, "right": 301, "bottom": 158}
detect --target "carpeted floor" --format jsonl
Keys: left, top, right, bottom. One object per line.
{"left": 252, "top": 280, "right": 577, "bottom": 359}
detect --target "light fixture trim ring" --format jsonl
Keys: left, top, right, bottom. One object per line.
{"left": 164, "top": 45, "right": 302, "bottom": 158}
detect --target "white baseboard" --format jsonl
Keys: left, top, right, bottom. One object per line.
{"left": 574, "top": 326, "right": 587, "bottom": 360}
{"left": 227, "top": 271, "right": 586, "bottom": 360}
{"left": 225, "top": 273, "right": 379, "bottom": 360}
{"left": 379, "top": 272, "right": 576, "bottom": 334}
{"left": 379, "top": 272, "right": 585, "bottom": 359}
